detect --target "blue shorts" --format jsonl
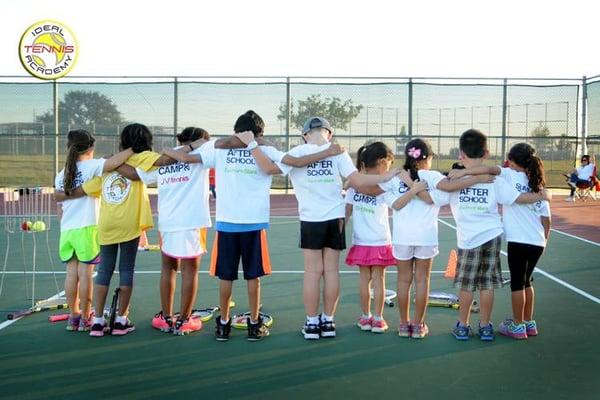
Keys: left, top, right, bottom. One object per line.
{"left": 209, "top": 230, "right": 272, "bottom": 281}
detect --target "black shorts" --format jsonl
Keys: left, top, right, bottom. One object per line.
{"left": 300, "top": 218, "right": 346, "bottom": 250}
{"left": 209, "top": 230, "right": 271, "bottom": 281}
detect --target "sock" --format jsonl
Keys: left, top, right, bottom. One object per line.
{"left": 321, "top": 313, "right": 334, "bottom": 322}
{"left": 220, "top": 316, "right": 229, "bottom": 325}
{"left": 250, "top": 319, "right": 259, "bottom": 325}
{"left": 361, "top": 313, "right": 372, "bottom": 319}
{"left": 307, "top": 315, "right": 319, "bottom": 325}
{"left": 116, "top": 315, "right": 127, "bottom": 324}
{"left": 373, "top": 315, "right": 383, "bottom": 321}
{"left": 93, "top": 317, "right": 105, "bottom": 325}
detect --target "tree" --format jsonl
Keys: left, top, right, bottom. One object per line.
{"left": 37, "top": 90, "right": 124, "bottom": 127}
{"left": 278, "top": 94, "right": 363, "bottom": 132}
{"left": 530, "top": 123, "right": 553, "bottom": 158}
{"left": 555, "top": 134, "right": 575, "bottom": 160}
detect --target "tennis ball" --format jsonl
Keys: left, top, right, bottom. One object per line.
{"left": 21, "top": 221, "right": 32, "bottom": 231}
{"left": 32, "top": 221, "right": 46, "bottom": 232}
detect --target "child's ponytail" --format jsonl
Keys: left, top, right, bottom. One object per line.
{"left": 356, "top": 145, "right": 367, "bottom": 171}
{"left": 63, "top": 129, "right": 95, "bottom": 195}
{"left": 403, "top": 138, "right": 433, "bottom": 181}
{"left": 508, "top": 142, "right": 546, "bottom": 193}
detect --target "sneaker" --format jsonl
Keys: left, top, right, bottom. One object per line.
{"left": 302, "top": 321, "right": 321, "bottom": 340}
{"left": 498, "top": 319, "right": 527, "bottom": 340}
{"left": 371, "top": 318, "right": 388, "bottom": 334}
{"left": 525, "top": 320, "right": 538, "bottom": 336}
{"left": 89, "top": 321, "right": 107, "bottom": 337}
{"left": 565, "top": 196, "right": 575, "bottom": 202}
{"left": 215, "top": 316, "right": 231, "bottom": 341}
{"left": 411, "top": 322, "right": 429, "bottom": 339}
{"left": 65, "top": 314, "right": 81, "bottom": 332}
{"left": 173, "top": 316, "right": 202, "bottom": 336}
{"left": 398, "top": 322, "right": 412, "bottom": 338}
{"left": 477, "top": 322, "right": 495, "bottom": 341}
{"left": 78, "top": 314, "right": 94, "bottom": 332}
{"left": 112, "top": 318, "right": 136, "bottom": 336}
{"left": 452, "top": 321, "right": 472, "bottom": 340}
{"left": 357, "top": 316, "right": 373, "bottom": 331}
{"left": 247, "top": 317, "right": 269, "bottom": 341}
{"left": 319, "top": 315, "right": 336, "bottom": 338}
{"left": 152, "top": 311, "right": 175, "bottom": 333}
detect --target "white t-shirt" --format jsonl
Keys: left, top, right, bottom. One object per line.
{"left": 55, "top": 159, "right": 106, "bottom": 231}
{"left": 278, "top": 143, "right": 357, "bottom": 222}
{"left": 199, "top": 140, "right": 284, "bottom": 224}
{"left": 440, "top": 175, "right": 520, "bottom": 250}
{"left": 379, "top": 170, "right": 449, "bottom": 246}
{"left": 499, "top": 167, "right": 550, "bottom": 247}
{"left": 136, "top": 147, "right": 211, "bottom": 232}
{"left": 577, "top": 163, "right": 595, "bottom": 180}
{"left": 345, "top": 187, "right": 391, "bottom": 246}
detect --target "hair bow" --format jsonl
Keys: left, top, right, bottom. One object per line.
{"left": 408, "top": 147, "right": 422, "bottom": 159}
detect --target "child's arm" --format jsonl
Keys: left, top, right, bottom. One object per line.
{"left": 102, "top": 148, "right": 134, "bottom": 172}
{"left": 161, "top": 148, "right": 202, "bottom": 164}
{"left": 398, "top": 170, "right": 433, "bottom": 204}
{"left": 54, "top": 187, "right": 86, "bottom": 202}
{"left": 345, "top": 203, "right": 353, "bottom": 222}
{"left": 447, "top": 165, "right": 500, "bottom": 180}
{"left": 347, "top": 168, "right": 399, "bottom": 194}
{"left": 249, "top": 145, "right": 282, "bottom": 175}
{"left": 541, "top": 216, "right": 551, "bottom": 241}
{"left": 515, "top": 189, "right": 552, "bottom": 204}
{"left": 116, "top": 164, "right": 140, "bottom": 181}
{"left": 281, "top": 144, "right": 343, "bottom": 167}
{"left": 436, "top": 174, "right": 495, "bottom": 192}
{"left": 390, "top": 180, "right": 427, "bottom": 210}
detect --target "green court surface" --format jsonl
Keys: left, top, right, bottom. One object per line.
{"left": 1, "top": 216, "right": 599, "bottom": 399}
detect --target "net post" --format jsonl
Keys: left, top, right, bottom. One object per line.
{"left": 408, "top": 78, "right": 413, "bottom": 139}
{"left": 581, "top": 75, "right": 588, "bottom": 156}
{"left": 53, "top": 80, "right": 59, "bottom": 176}
{"left": 285, "top": 77, "right": 291, "bottom": 194}
{"left": 173, "top": 77, "right": 179, "bottom": 146}
{"left": 501, "top": 78, "right": 508, "bottom": 162}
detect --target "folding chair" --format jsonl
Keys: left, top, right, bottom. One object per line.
{"left": 574, "top": 165, "right": 598, "bottom": 201}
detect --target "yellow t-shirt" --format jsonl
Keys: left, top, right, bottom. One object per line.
{"left": 83, "top": 151, "right": 160, "bottom": 245}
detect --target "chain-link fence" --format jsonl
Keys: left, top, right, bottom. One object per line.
{"left": 0, "top": 76, "right": 596, "bottom": 188}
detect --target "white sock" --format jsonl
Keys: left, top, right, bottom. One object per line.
{"left": 220, "top": 317, "right": 229, "bottom": 325}
{"left": 116, "top": 315, "right": 127, "bottom": 324}
{"left": 307, "top": 315, "right": 319, "bottom": 325}
{"left": 362, "top": 313, "right": 372, "bottom": 319}
{"left": 321, "top": 313, "right": 334, "bottom": 322}
{"left": 373, "top": 315, "right": 383, "bottom": 321}
{"left": 93, "top": 317, "right": 105, "bottom": 325}
{"left": 250, "top": 319, "right": 259, "bottom": 325}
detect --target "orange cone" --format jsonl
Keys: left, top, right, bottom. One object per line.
{"left": 444, "top": 249, "right": 458, "bottom": 279}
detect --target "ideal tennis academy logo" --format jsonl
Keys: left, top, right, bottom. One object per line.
{"left": 18, "top": 20, "right": 78, "bottom": 80}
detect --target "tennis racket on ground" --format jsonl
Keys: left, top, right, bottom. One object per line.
{"left": 7, "top": 303, "right": 68, "bottom": 320}
{"left": 107, "top": 288, "right": 120, "bottom": 333}
{"left": 428, "top": 291, "right": 459, "bottom": 309}
{"left": 231, "top": 311, "right": 274, "bottom": 329}
{"left": 49, "top": 313, "right": 70, "bottom": 322}
{"left": 369, "top": 289, "right": 397, "bottom": 307}
{"left": 188, "top": 300, "right": 236, "bottom": 322}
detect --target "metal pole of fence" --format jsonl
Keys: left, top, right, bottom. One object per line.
{"left": 285, "top": 77, "right": 291, "bottom": 194}
{"left": 408, "top": 78, "right": 413, "bottom": 139}
{"left": 581, "top": 75, "right": 588, "bottom": 156}
{"left": 173, "top": 77, "right": 178, "bottom": 145}
{"left": 53, "top": 79, "right": 59, "bottom": 176}
{"left": 501, "top": 79, "right": 508, "bottom": 161}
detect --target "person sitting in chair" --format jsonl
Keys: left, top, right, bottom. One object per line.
{"left": 565, "top": 154, "right": 596, "bottom": 202}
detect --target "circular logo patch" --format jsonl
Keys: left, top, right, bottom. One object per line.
{"left": 102, "top": 174, "right": 131, "bottom": 205}
{"left": 18, "top": 20, "right": 78, "bottom": 80}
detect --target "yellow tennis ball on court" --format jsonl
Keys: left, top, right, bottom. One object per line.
{"left": 32, "top": 221, "right": 46, "bottom": 232}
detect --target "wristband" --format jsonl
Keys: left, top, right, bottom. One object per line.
{"left": 247, "top": 140, "right": 258, "bottom": 150}
{"left": 188, "top": 144, "right": 194, "bottom": 151}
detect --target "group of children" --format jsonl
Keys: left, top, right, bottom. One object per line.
{"left": 55, "top": 110, "right": 551, "bottom": 342}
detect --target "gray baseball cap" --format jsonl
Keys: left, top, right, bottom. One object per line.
{"left": 302, "top": 117, "right": 332, "bottom": 134}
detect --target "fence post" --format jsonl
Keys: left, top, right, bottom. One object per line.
{"left": 408, "top": 78, "right": 413, "bottom": 139}
{"left": 173, "top": 77, "right": 178, "bottom": 145}
{"left": 285, "top": 77, "right": 291, "bottom": 193}
{"left": 501, "top": 78, "right": 508, "bottom": 162}
{"left": 53, "top": 79, "right": 59, "bottom": 176}
{"left": 581, "top": 75, "right": 588, "bottom": 156}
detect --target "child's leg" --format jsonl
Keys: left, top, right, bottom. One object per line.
{"left": 116, "top": 237, "right": 140, "bottom": 316}
{"left": 160, "top": 253, "right": 179, "bottom": 316}
{"left": 247, "top": 278, "right": 261, "bottom": 322}
{"left": 413, "top": 258, "right": 433, "bottom": 324}
{"left": 524, "top": 287, "right": 535, "bottom": 321}
{"left": 396, "top": 259, "right": 414, "bottom": 324}
{"left": 180, "top": 257, "right": 200, "bottom": 319}
{"left": 479, "top": 289, "right": 494, "bottom": 326}
{"left": 507, "top": 242, "right": 528, "bottom": 323}
{"left": 77, "top": 262, "right": 94, "bottom": 319}
{"left": 524, "top": 245, "right": 544, "bottom": 321}
{"left": 65, "top": 258, "right": 80, "bottom": 317}
{"left": 219, "top": 279, "right": 234, "bottom": 321}
{"left": 303, "top": 249, "right": 324, "bottom": 317}
{"left": 94, "top": 244, "right": 118, "bottom": 318}
{"left": 457, "top": 290, "right": 474, "bottom": 325}
{"left": 371, "top": 266, "right": 385, "bottom": 318}
{"left": 358, "top": 267, "right": 372, "bottom": 315}
{"left": 322, "top": 248, "right": 341, "bottom": 316}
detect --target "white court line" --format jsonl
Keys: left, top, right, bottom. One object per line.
{"left": 549, "top": 228, "right": 600, "bottom": 247}
{"left": 438, "top": 218, "right": 600, "bottom": 305}
{"left": 0, "top": 289, "right": 65, "bottom": 331}
{"left": 0, "top": 270, "right": 511, "bottom": 275}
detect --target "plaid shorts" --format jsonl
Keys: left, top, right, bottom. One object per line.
{"left": 454, "top": 235, "right": 503, "bottom": 291}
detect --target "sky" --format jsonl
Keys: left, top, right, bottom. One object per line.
{"left": 1, "top": 0, "right": 599, "bottom": 79}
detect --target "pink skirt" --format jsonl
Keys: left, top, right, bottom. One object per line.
{"left": 345, "top": 244, "right": 396, "bottom": 267}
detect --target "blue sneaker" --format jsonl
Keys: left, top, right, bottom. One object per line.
{"left": 478, "top": 323, "right": 495, "bottom": 341}
{"left": 452, "top": 321, "right": 472, "bottom": 340}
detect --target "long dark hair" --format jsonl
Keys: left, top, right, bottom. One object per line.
{"left": 63, "top": 129, "right": 95, "bottom": 195}
{"left": 508, "top": 143, "right": 545, "bottom": 192}
{"left": 403, "top": 138, "right": 433, "bottom": 181}
{"left": 356, "top": 141, "right": 394, "bottom": 171}
{"left": 177, "top": 127, "right": 209, "bottom": 144}
{"left": 120, "top": 123, "right": 153, "bottom": 153}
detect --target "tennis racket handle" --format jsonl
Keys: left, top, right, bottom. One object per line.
{"left": 49, "top": 314, "right": 69, "bottom": 322}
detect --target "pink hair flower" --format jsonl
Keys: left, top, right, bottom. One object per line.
{"left": 408, "top": 147, "right": 422, "bottom": 159}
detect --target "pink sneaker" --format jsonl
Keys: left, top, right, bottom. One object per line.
{"left": 411, "top": 322, "right": 429, "bottom": 339}
{"left": 371, "top": 318, "right": 388, "bottom": 333}
{"left": 525, "top": 320, "right": 538, "bottom": 336}
{"left": 499, "top": 319, "right": 527, "bottom": 340}
{"left": 65, "top": 314, "right": 81, "bottom": 332}
{"left": 78, "top": 312, "right": 94, "bottom": 332}
{"left": 152, "top": 311, "right": 175, "bottom": 333}
{"left": 398, "top": 322, "right": 412, "bottom": 338}
{"left": 357, "top": 316, "right": 373, "bottom": 331}
{"left": 173, "top": 316, "right": 203, "bottom": 336}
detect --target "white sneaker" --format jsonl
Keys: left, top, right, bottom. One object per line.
{"left": 565, "top": 196, "right": 575, "bottom": 202}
